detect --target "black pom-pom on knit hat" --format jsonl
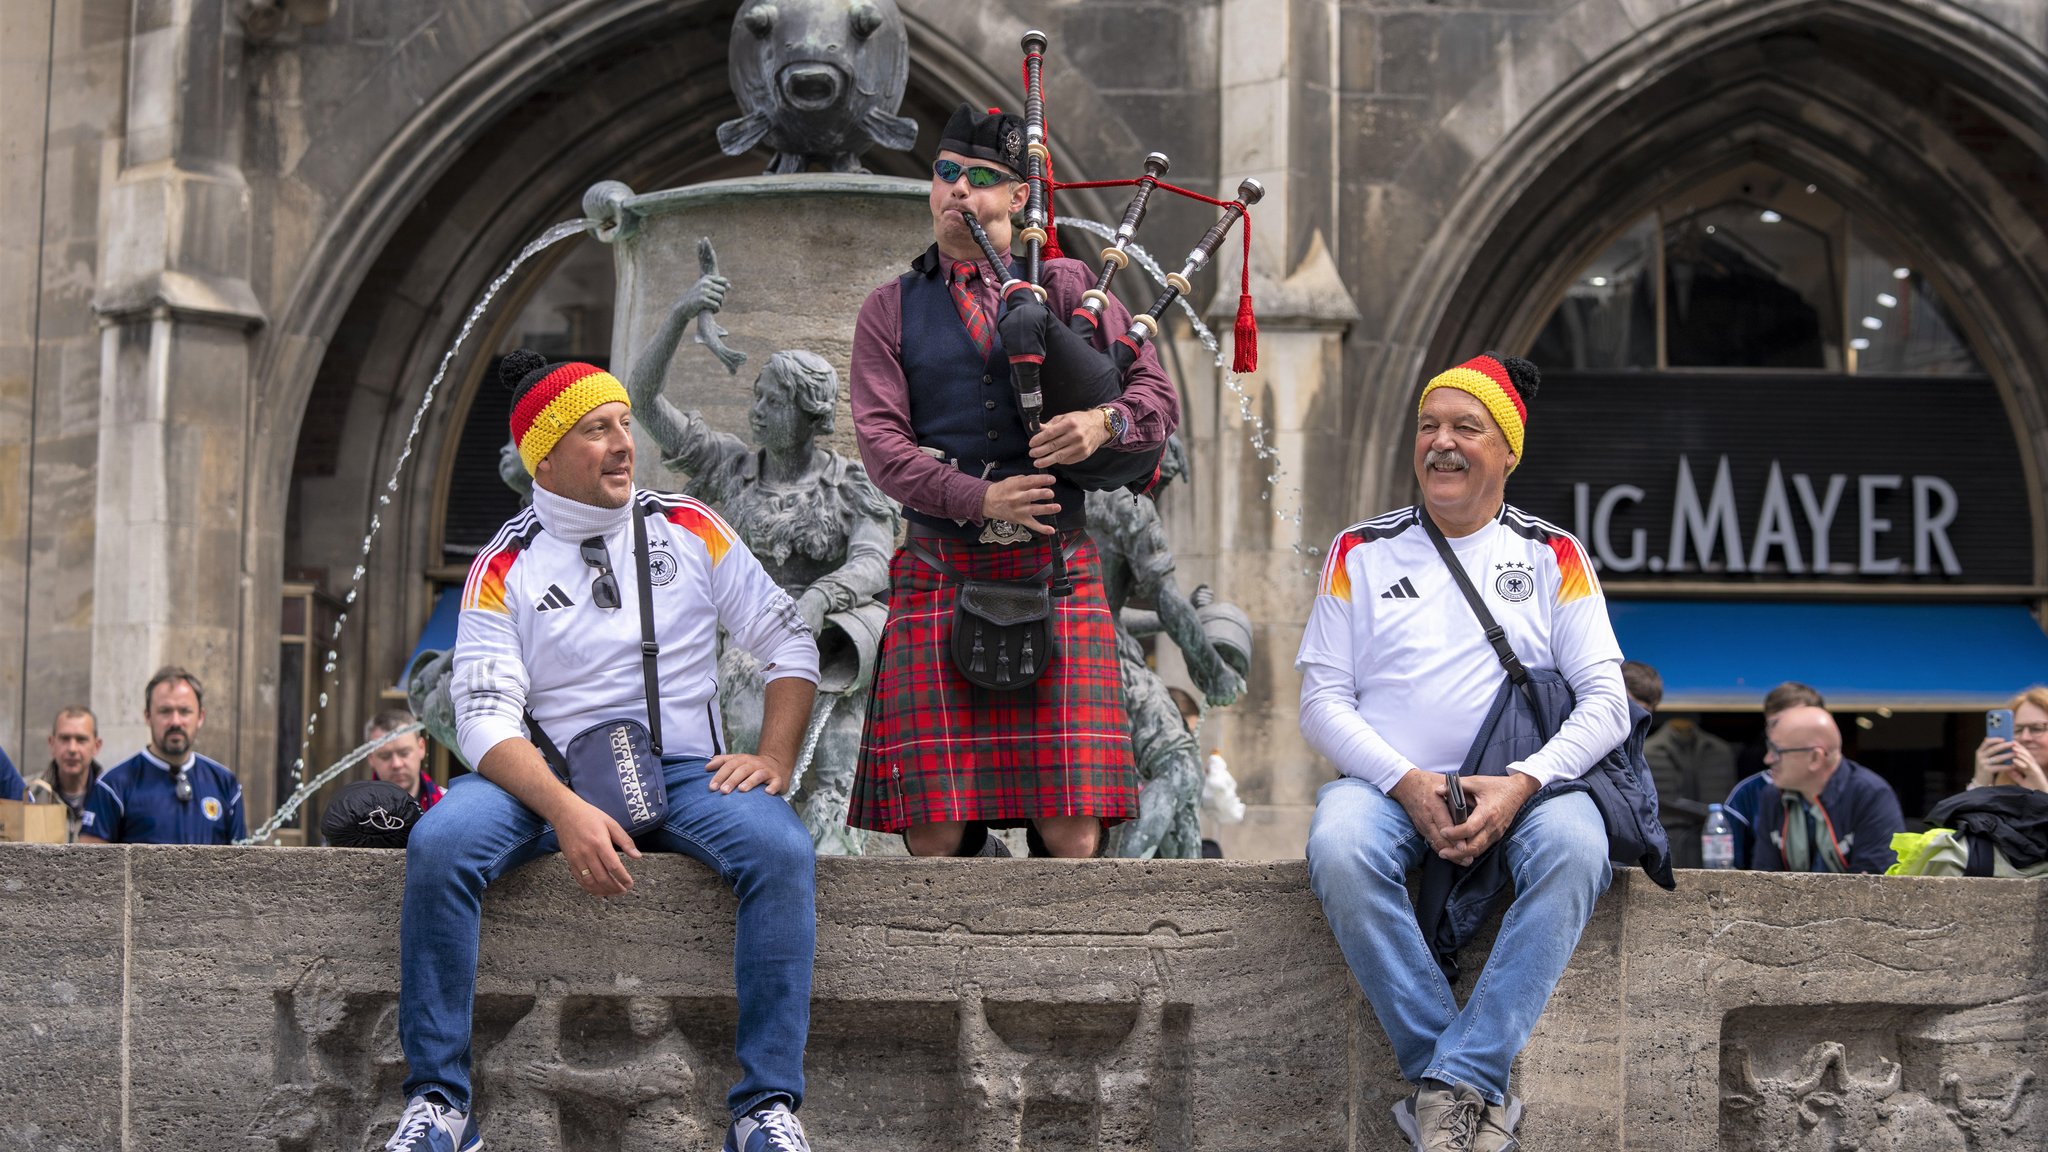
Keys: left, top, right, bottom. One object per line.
{"left": 1481, "top": 350, "right": 1541, "bottom": 403}
{"left": 939, "top": 103, "right": 1026, "bottom": 177}
{"left": 499, "top": 348, "right": 552, "bottom": 405}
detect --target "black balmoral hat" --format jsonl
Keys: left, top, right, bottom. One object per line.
{"left": 938, "top": 103, "right": 1026, "bottom": 178}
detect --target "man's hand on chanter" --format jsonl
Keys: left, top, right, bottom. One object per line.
{"left": 1389, "top": 769, "right": 1459, "bottom": 857}
{"left": 553, "top": 796, "right": 641, "bottom": 898}
{"left": 708, "top": 751, "right": 794, "bottom": 796}
{"left": 1437, "top": 773, "right": 1543, "bottom": 867}
{"left": 980, "top": 473, "right": 1061, "bottom": 535}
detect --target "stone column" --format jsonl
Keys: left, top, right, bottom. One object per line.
{"left": 1180, "top": 0, "right": 1355, "bottom": 859}
{"left": 90, "top": 0, "right": 264, "bottom": 766}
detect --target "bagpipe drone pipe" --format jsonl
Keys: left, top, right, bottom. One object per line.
{"left": 971, "top": 29, "right": 1264, "bottom": 496}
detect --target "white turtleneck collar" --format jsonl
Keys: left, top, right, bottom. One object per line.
{"left": 531, "top": 482, "right": 635, "bottom": 541}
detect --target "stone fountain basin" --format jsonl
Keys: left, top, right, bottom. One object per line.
{"left": 2, "top": 846, "right": 2041, "bottom": 1150}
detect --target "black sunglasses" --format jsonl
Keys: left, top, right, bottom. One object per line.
{"left": 174, "top": 764, "right": 192, "bottom": 803}
{"left": 933, "top": 158, "right": 1019, "bottom": 188}
{"left": 579, "top": 536, "right": 621, "bottom": 611}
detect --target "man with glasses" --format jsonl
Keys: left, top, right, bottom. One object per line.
{"left": 846, "top": 103, "right": 1179, "bottom": 858}
{"left": 79, "top": 667, "right": 244, "bottom": 845}
{"left": 1721, "top": 704, "right": 1902, "bottom": 873}
{"left": 383, "top": 350, "right": 821, "bottom": 1152}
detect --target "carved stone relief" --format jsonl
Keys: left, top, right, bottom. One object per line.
{"left": 1720, "top": 1002, "right": 2040, "bottom": 1152}
{"left": 249, "top": 951, "right": 1194, "bottom": 1150}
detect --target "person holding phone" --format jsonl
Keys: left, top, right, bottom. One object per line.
{"left": 1972, "top": 689, "right": 2048, "bottom": 792}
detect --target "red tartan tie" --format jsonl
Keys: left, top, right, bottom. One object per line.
{"left": 950, "top": 261, "right": 994, "bottom": 359}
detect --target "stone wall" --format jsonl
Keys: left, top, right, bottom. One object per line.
{"left": 7, "top": 0, "right": 2048, "bottom": 855}
{"left": 1, "top": 845, "right": 2041, "bottom": 1150}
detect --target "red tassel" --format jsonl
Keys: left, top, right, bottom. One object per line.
{"left": 1233, "top": 293, "right": 1258, "bottom": 374}
{"left": 1231, "top": 219, "right": 1257, "bottom": 373}
{"left": 1042, "top": 156, "right": 1065, "bottom": 262}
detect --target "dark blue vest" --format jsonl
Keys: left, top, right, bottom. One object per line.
{"left": 898, "top": 253, "right": 1084, "bottom": 538}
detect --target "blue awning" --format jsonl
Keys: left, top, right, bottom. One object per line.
{"left": 398, "top": 586, "right": 463, "bottom": 689}
{"left": 1607, "top": 600, "right": 2048, "bottom": 711}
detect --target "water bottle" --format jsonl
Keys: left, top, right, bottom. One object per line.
{"left": 1701, "top": 803, "right": 1736, "bottom": 870}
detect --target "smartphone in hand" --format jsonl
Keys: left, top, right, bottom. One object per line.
{"left": 1988, "top": 708, "right": 2015, "bottom": 744}
{"left": 1445, "top": 773, "right": 1471, "bottom": 825}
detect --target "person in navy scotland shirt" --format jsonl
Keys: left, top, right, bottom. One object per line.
{"left": 80, "top": 666, "right": 244, "bottom": 845}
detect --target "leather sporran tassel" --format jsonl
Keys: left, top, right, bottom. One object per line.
{"left": 1020, "top": 634, "right": 1036, "bottom": 677}
{"left": 971, "top": 626, "right": 987, "bottom": 674}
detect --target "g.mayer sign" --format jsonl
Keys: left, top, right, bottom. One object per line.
{"left": 1505, "top": 373, "right": 2033, "bottom": 587}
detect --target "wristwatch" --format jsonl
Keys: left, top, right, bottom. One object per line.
{"left": 1099, "top": 405, "right": 1128, "bottom": 444}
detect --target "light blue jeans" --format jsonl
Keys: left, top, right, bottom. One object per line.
{"left": 399, "top": 754, "right": 816, "bottom": 1119}
{"left": 1306, "top": 776, "right": 1611, "bottom": 1104}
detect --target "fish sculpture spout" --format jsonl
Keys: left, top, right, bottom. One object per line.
{"left": 718, "top": 0, "right": 919, "bottom": 174}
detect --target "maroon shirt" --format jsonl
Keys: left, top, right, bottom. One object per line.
{"left": 850, "top": 249, "right": 1180, "bottom": 523}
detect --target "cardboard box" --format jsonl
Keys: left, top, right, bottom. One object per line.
{"left": 0, "top": 799, "right": 68, "bottom": 843}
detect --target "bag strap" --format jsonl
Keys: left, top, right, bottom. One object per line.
{"left": 523, "top": 706, "right": 569, "bottom": 781}
{"left": 1420, "top": 511, "right": 1555, "bottom": 744}
{"left": 520, "top": 507, "right": 664, "bottom": 771}
{"left": 1420, "top": 511, "right": 1529, "bottom": 687}
{"left": 635, "top": 504, "right": 663, "bottom": 756}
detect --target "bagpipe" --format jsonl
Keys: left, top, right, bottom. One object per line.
{"left": 971, "top": 29, "right": 1264, "bottom": 498}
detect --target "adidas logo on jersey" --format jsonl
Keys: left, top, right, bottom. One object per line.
{"left": 1380, "top": 576, "right": 1420, "bottom": 600}
{"left": 534, "top": 584, "right": 575, "bottom": 612}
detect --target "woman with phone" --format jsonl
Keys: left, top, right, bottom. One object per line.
{"left": 1973, "top": 687, "right": 2048, "bottom": 791}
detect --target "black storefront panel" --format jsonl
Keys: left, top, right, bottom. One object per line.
{"left": 1504, "top": 372, "right": 2032, "bottom": 587}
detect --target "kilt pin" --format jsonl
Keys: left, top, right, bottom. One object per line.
{"left": 849, "top": 533, "right": 1137, "bottom": 831}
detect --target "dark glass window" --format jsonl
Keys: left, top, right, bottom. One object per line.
{"left": 1846, "top": 233, "right": 1982, "bottom": 375}
{"left": 1531, "top": 162, "right": 1980, "bottom": 376}
{"left": 1530, "top": 217, "right": 1657, "bottom": 371}
{"left": 1664, "top": 204, "right": 1838, "bottom": 369}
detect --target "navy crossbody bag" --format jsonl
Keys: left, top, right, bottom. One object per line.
{"left": 523, "top": 508, "right": 671, "bottom": 836}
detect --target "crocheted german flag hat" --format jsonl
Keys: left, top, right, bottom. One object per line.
{"left": 502, "top": 348, "right": 631, "bottom": 475}
{"left": 1417, "top": 352, "right": 1542, "bottom": 459}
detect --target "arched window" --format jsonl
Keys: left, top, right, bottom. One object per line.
{"left": 1530, "top": 162, "right": 1980, "bottom": 376}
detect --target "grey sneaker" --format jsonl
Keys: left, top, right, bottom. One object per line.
{"left": 1472, "top": 1094, "right": 1524, "bottom": 1152}
{"left": 1392, "top": 1078, "right": 1483, "bottom": 1152}
{"left": 725, "top": 1100, "right": 811, "bottom": 1152}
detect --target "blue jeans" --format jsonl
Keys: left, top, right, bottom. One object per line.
{"left": 1306, "top": 777, "right": 1610, "bottom": 1104}
{"left": 399, "top": 755, "right": 816, "bottom": 1119}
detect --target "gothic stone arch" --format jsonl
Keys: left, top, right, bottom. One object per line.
{"left": 1346, "top": 0, "right": 2048, "bottom": 573}
{"left": 247, "top": 1, "right": 1138, "bottom": 820}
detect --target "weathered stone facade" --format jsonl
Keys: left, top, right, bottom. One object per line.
{"left": 5, "top": 1, "right": 2048, "bottom": 849}
{"left": 0, "top": 846, "right": 2041, "bottom": 1149}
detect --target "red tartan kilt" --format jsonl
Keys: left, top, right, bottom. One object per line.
{"left": 849, "top": 534, "right": 1136, "bottom": 832}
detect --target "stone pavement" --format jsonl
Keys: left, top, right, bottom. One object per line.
{"left": 0, "top": 845, "right": 2040, "bottom": 1150}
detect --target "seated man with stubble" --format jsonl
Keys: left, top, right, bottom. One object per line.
{"left": 383, "top": 350, "right": 822, "bottom": 1152}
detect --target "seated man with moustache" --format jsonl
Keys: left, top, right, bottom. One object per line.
{"left": 1301, "top": 354, "right": 1629, "bottom": 1152}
